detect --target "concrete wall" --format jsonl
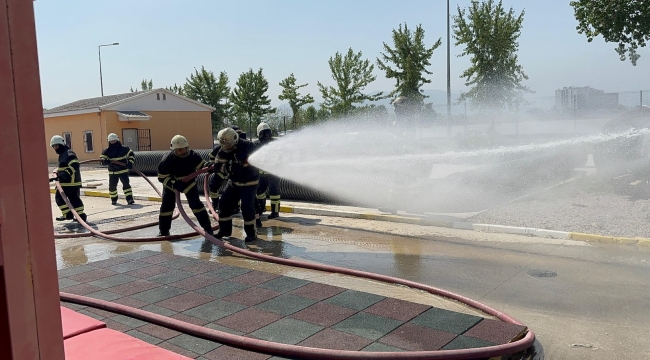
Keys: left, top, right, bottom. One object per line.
{"left": 44, "top": 112, "right": 104, "bottom": 162}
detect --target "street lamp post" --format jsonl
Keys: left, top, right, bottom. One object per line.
{"left": 447, "top": 0, "right": 452, "bottom": 137}
{"left": 98, "top": 42, "right": 119, "bottom": 96}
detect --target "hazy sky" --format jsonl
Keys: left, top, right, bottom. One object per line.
{"left": 35, "top": 0, "right": 649, "bottom": 109}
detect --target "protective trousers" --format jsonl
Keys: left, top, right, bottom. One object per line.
{"left": 208, "top": 172, "right": 228, "bottom": 208}
{"left": 55, "top": 187, "right": 85, "bottom": 219}
{"left": 109, "top": 173, "right": 133, "bottom": 203}
{"left": 158, "top": 185, "right": 213, "bottom": 234}
{"left": 217, "top": 181, "right": 258, "bottom": 238}
{"left": 256, "top": 173, "right": 281, "bottom": 215}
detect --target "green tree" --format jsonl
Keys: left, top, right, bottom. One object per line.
{"left": 453, "top": 0, "right": 531, "bottom": 110}
{"left": 571, "top": 0, "right": 649, "bottom": 66}
{"left": 303, "top": 105, "right": 318, "bottom": 125}
{"left": 317, "top": 48, "right": 384, "bottom": 117}
{"left": 142, "top": 79, "right": 153, "bottom": 91}
{"left": 230, "top": 68, "right": 276, "bottom": 136}
{"left": 377, "top": 23, "right": 442, "bottom": 105}
{"left": 279, "top": 73, "right": 315, "bottom": 125}
{"left": 183, "top": 66, "right": 232, "bottom": 131}
{"left": 165, "top": 83, "right": 185, "bottom": 95}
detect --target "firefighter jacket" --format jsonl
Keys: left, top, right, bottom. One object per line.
{"left": 100, "top": 142, "right": 135, "bottom": 174}
{"left": 157, "top": 150, "right": 206, "bottom": 193}
{"left": 212, "top": 139, "right": 259, "bottom": 188}
{"left": 56, "top": 146, "right": 82, "bottom": 187}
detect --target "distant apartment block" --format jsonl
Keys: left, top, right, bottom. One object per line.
{"left": 555, "top": 86, "right": 619, "bottom": 113}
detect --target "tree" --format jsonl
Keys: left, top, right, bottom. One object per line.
{"left": 230, "top": 68, "right": 276, "bottom": 136}
{"left": 279, "top": 73, "right": 315, "bottom": 125}
{"left": 453, "top": 0, "right": 531, "bottom": 110}
{"left": 377, "top": 23, "right": 442, "bottom": 105}
{"left": 165, "top": 83, "right": 185, "bottom": 95}
{"left": 183, "top": 66, "right": 232, "bottom": 131}
{"left": 317, "top": 48, "right": 384, "bottom": 117}
{"left": 303, "top": 105, "right": 318, "bottom": 125}
{"left": 571, "top": 0, "right": 649, "bottom": 66}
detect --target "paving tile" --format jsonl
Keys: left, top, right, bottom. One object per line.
{"left": 204, "top": 322, "right": 244, "bottom": 336}
{"left": 379, "top": 323, "right": 457, "bottom": 351}
{"left": 229, "top": 271, "right": 281, "bottom": 286}
{"left": 361, "top": 342, "right": 406, "bottom": 352}
{"left": 120, "top": 250, "right": 160, "bottom": 259}
{"left": 68, "top": 268, "right": 118, "bottom": 283}
{"left": 126, "top": 329, "right": 163, "bottom": 345}
{"left": 441, "top": 334, "right": 496, "bottom": 350}
{"left": 164, "top": 256, "right": 204, "bottom": 270}
{"left": 250, "top": 318, "right": 323, "bottom": 345}
{"left": 77, "top": 309, "right": 106, "bottom": 321}
{"left": 136, "top": 323, "right": 183, "bottom": 341}
{"left": 87, "top": 257, "right": 131, "bottom": 268}
{"left": 170, "top": 312, "right": 211, "bottom": 326}
{"left": 462, "top": 318, "right": 527, "bottom": 345}
{"left": 363, "top": 298, "right": 430, "bottom": 322}
{"left": 140, "top": 304, "right": 178, "bottom": 317}
{"left": 215, "top": 308, "right": 283, "bottom": 334}
{"left": 104, "top": 318, "right": 132, "bottom": 332}
{"left": 170, "top": 274, "right": 223, "bottom": 291}
{"left": 111, "top": 296, "right": 149, "bottom": 309}
{"left": 156, "top": 292, "right": 216, "bottom": 312}
{"left": 147, "top": 269, "right": 195, "bottom": 285}
{"left": 288, "top": 282, "right": 346, "bottom": 301}
{"left": 59, "top": 283, "right": 102, "bottom": 296}
{"left": 158, "top": 340, "right": 201, "bottom": 358}
{"left": 290, "top": 302, "right": 357, "bottom": 327}
{"left": 298, "top": 328, "right": 373, "bottom": 351}
{"left": 257, "top": 276, "right": 310, "bottom": 293}
{"left": 221, "top": 287, "right": 281, "bottom": 307}
{"left": 109, "top": 314, "right": 148, "bottom": 328}
{"left": 106, "top": 261, "right": 152, "bottom": 274}
{"left": 142, "top": 253, "right": 179, "bottom": 264}
{"left": 107, "top": 279, "right": 161, "bottom": 296}
{"left": 196, "top": 280, "right": 250, "bottom": 298}
{"left": 58, "top": 278, "right": 80, "bottom": 289}
{"left": 254, "top": 293, "right": 316, "bottom": 316}
{"left": 204, "top": 266, "right": 252, "bottom": 280}
{"left": 60, "top": 302, "right": 87, "bottom": 311}
{"left": 204, "top": 345, "right": 272, "bottom": 360}
{"left": 124, "top": 264, "right": 168, "bottom": 279}
{"left": 167, "top": 334, "right": 221, "bottom": 355}
{"left": 410, "top": 307, "right": 483, "bottom": 335}
{"left": 183, "top": 299, "right": 246, "bottom": 322}
{"left": 131, "top": 285, "right": 185, "bottom": 304}
{"left": 58, "top": 264, "right": 96, "bottom": 277}
{"left": 88, "top": 274, "right": 139, "bottom": 289}
{"left": 85, "top": 307, "right": 116, "bottom": 319}
{"left": 85, "top": 290, "right": 122, "bottom": 302}
{"left": 332, "top": 312, "right": 402, "bottom": 341}
{"left": 184, "top": 260, "right": 228, "bottom": 274}
{"left": 324, "top": 290, "right": 384, "bottom": 311}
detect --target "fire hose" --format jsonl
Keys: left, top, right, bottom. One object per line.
{"left": 54, "top": 162, "right": 535, "bottom": 359}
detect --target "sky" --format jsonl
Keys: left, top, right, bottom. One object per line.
{"left": 35, "top": 0, "right": 650, "bottom": 111}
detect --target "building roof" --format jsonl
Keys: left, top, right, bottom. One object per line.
{"left": 44, "top": 91, "right": 147, "bottom": 114}
{"left": 116, "top": 111, "right": 150, "bottom": 118}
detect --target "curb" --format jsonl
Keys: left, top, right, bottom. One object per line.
{"left": 52, "top": 188, "right": 650, "bottom": 246}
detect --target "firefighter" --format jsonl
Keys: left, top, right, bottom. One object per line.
{"left": 253, "top": 122, "right": 281, "bottom": 227}
{"left": 231, "top": 125, "right": 247, "bottom": 139}
{"left": 157, "top": 135, "right": 214, "bottom": 237}
{"left": 99, "top": 133, "right": 135, "bottom": 205}
{"left": 49, "top": 135, "right": 87, "bottom": 222}
{"left": 212, "top": 127, "right": 260, "bottom": 242}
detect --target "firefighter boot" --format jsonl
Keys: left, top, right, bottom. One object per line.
{"left": 215, "top": 220, "right": 232, "bottom": 239}
{"left": 244, "top": 224, "right": 258, "bottom": 243}
{"left": 196, "top": 211, "right": 214, "bottom": 237}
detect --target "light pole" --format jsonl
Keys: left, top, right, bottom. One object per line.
{"left": 447, "top": 0, "right": 452, "bottom": 137}
{"left": 98, "top": 43, "right": 119, "bottom": 96}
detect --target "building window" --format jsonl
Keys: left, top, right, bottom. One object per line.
{"left": 156, "top": 93, "right": 160, "bottom": 100}
{"left": 163, "top": 93, "right": 166, "bottom": 101}
{"left": 62, "top": 132, "right": 72, "bottom": 149}
{"left": 83, "top": 131, "right": 94, "bottom": 153}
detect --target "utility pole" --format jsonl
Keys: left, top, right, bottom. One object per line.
{"left": 98, "top": 43, "right": 119, "bottom": 96}
{"left": 446, "top": 0, "right": 452, "bottom": 137}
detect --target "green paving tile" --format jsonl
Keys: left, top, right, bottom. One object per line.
{"left": 204, "top": 322, "right": 245, "bottom": 336}
{"left": 125, "top": 329, "right": 163, "bottom": 345}
{"left": 147, "top": 269, "right": 194, "bottom": 284}
{"left": 163, "top": 256, "right": 203, "bottom": 270}
{"left": 183, "top": 299, "right": 246, "bottom": 322}
{"left": 324, "top": 290, "right": 384, "bottom": 310}
{"left": 77, "top": 309, "right": 105, "bottom": 321}
{"left": 257, "top": 276, "right": 310, "bottom": 293}
{"left": 254, "top": 294, "right": 316, "bottom": 316}
{"left": 58, "top": 264, "right": 95, "bottom": 277}
{"left": 250, "top": 318, "right": 323, "bottom": 345}
{"left": 58, "top": 278, "right": 80, "bottom": 289}
{"left": 167, "top": 334, "right": 221, "bottom": 355}
{"left": 441, "top": 335, "right": 496, "bottom": 350}
{"left": 410, "top": 307, "right": 483, "bottom": 335}
{"left": 88, "top": 274, "right": 138, "bottom": 289}
{"left": 204, "top": 266, "right": 252, "bottom": 280}
{"left": 106, "top": 261, "right": 152, "bottom": 274}
{"left": 195, "top": 280, "right": 250, "bottom": 298}
{"left": 120, "top": 250, "right": 160, "bottom": 259}
{"left": 131, "top": 286, "right": 185, "bottom": 304}
{"left": 332, "top": 312, "right": 402, "bottom": 341}
{"left": 361, "top": 342, "right": 407, "bottom": 352}
{"left": 110, "top": 314, "right": 148, "bottom": 328}
{"left": 140, "top": 304, "right": 178, "bottom": 317}
{"left": 85, "top": 290, "right": 122, "bottom": 302}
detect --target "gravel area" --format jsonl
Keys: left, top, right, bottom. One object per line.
{"left": 470, "top": 174, "right": 650, "bottom": 238}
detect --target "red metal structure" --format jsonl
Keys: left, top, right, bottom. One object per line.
{"left": 0, "top": 0, "right": 65, "bottom": 358}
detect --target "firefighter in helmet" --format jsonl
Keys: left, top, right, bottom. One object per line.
{"left": 253, "top": 122, "right": 281, "bottom": 227}
{"left": 99, "top": 133, "right": 135, "bottom": 205}
{"left": 49, "top": 135, "right": 87, "bottom": 222}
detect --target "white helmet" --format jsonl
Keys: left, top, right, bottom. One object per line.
{"left": 107, "top": 133, "right": 119, "bottom": 142}
{"left": 217, "top": 128, "right": 239, "bottom": 150}
{"left": 170, "top": 135, "right": 189, "bottom": 150}
{"left": 257, "top": 122, "right": 271, "bottom": 137}
{"left": 50, "top": 135, "right": 66, "bottom": 147}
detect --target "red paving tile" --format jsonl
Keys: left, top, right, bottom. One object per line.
{"left": 221, "top": 287, "right": 281, "bottom": 307}
{"left": 290, "top": 302, "right": 357, "bottom": 327}
{"left": 215, "top": 308, "right": 283, "bottom": 334}
{"left": 137, "top": 323, "right": 182, "bottom": 340}
{"left": 379, "top": 323, "right": 457, "bottom": 351}
{"left": 204, "top": 345, "right": 271, "bottom": 360}
{"left": 170, "top": 313, "right": 210, "bottom": 326}
{"left": 363, "top": 298, "right": 430, "bottom": 322}
{"left": 60, "top": 283, "right": 102, "bottom": 296}
{"left": 170, "top": 274, "right": 223, "bottom": 291}
{"left": 124, "top": 264, "right": 168, "bottom": 279}
{"left": 112, "top": 296, "right": 149, "bottom": 309}
{"left": 288, "top": 282, "right": 346, "bottom": 301}
{"left": 463, "top": 319, "right": 527, "bottom": 345}
{"left": 107, "top": 279, "right": 161, "bottom": 296}
{"left": 68, "top": 268, "right": 118, "bottom": 282}
{"left": 298, "top": 328, "right": 374, "bottom": 351}
{"left": 157, "top": 341, "right": 200, "bottom": 358}
{"left": 156, "top": 292, "right": 217, "bottom": 312}
{"left": 142, "top": 253, "right": 179, "bottom": 264}
{"left": 229, "top": 271, "right": 281, "bottom": 286}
